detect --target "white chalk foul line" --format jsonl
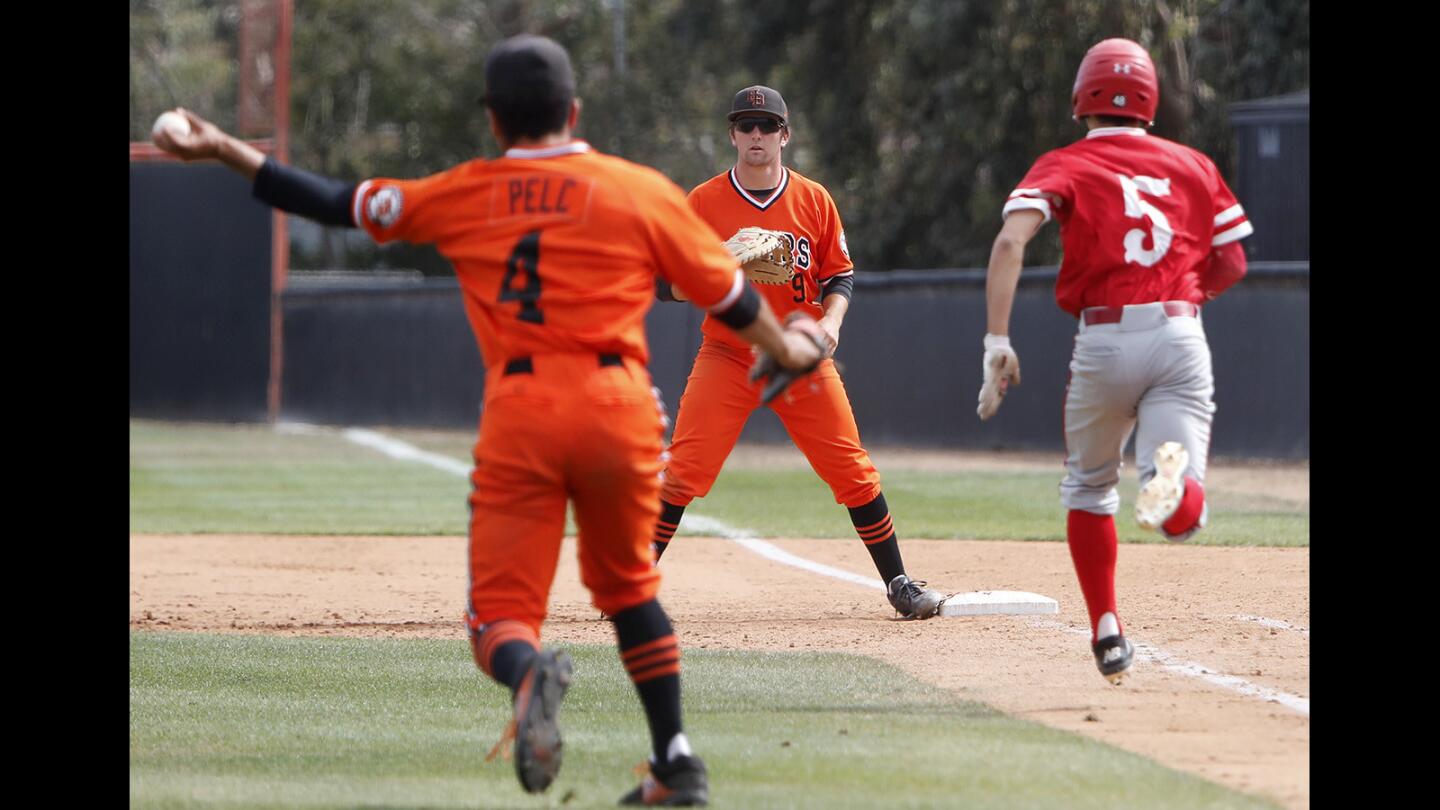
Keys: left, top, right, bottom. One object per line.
{"left": 678, "top": 515, "right": 885, "bottom": 591}
{"left": 1235, "top": 615, "right": 1309, "bottom": 637}
{"left": 317, "top": 425, "right": 1308, "bottom": 717}
{"left": 277, "top": 422, "right": 475, "bottom": 477}
{"left": 1031, "top": 619, "right": 1309, "bottom": 717}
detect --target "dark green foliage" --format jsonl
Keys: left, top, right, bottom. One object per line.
{"left": 130, "top": 0, "right": 1308, "bottom": 274}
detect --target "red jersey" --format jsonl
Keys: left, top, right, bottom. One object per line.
{"left": 687, "top": 167, "right": 854, "bottom": 349}
{"left": 1004, "top": 128, "right": 1253, "bottom": 317}
{"left": 352, "top": 141, "right": 745, "bottom": 367}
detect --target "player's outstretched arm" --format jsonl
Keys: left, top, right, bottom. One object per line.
{"left": 977, "top": 209, "right": 1043, "bottom": 420}
{"left": 151, "top": 108, "right": 358, "bottom": 228}
{"left": 152, "top": 108, "right": 267, "bottom": 179}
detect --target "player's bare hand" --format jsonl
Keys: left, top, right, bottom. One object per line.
{"left": 778, "top": 314, "right": 831, "bottom": 370}
{"left": 815, "top": 315, "right": 841, "bottom": 355}
{"left": 977, "top": 333, "right": 1021, "bottom": 420}
{"left": 151, "top": 108, "right": 225, "bottom": 161}
{"left": 749, "top": 314, "right": 829, "bottom": 405}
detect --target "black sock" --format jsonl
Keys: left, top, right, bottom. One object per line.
{"left": 848, "top": 492, "right": 906, "bottom": 584}
{"left": 612, "top": 599, "right": 683, "bottom": 763}
{"left": 470, "top": 621, "right": 540, "bottom": 693}
{"left": 491, "top": 641, "right": 539, "bottom": 693}
{"left": 652, "top": 501, "right": 686, "bottom": 562}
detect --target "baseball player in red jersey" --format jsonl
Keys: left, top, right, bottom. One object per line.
{"left": 654, "top": 86, "right": 946, "bottom": 620}
{"left": 153, "top": 35, "right": 827, "bottom": 806}
{"left": 979, "top": 39, "right": 1252, "bottom": 684}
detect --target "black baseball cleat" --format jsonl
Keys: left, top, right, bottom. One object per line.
{"left": 619, "top": 754, "right": 710, "bottom": 806}
{"left": 1092, "top": 635, "right": 1135, "bottom": 685}
{"left": 886, "top": 574, "right": 946, "bottom": 619}
{"left": 511, "top": 648, "right": 574, "bottom": 793}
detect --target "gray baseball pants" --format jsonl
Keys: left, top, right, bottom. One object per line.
{"left": 1059, "top": 302, "right": 1215, "bottom": 515}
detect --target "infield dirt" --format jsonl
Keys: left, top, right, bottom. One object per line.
{"left": 130, "top": 530, "right": 1309, "bottom": 809}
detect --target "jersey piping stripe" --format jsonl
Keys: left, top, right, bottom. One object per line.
{"left": 1211, "top": 219, "right": 1254, "bottom": 246}
{"left": 1214, "top": 204, "right": 1246, "bottom": 226}
{"left": 351, "top": 179, "right": 373, "bottom": 227}
{"left": 818, "top": 269, "right": 855, "bottom": 282}
{"left": 706, "top": 270, "right": 746, "bottom": 313}
{"left": 727, "top": 167, "right": 790, "bottom": 210}
{"left": 503, "top": 140, "right": 592, "bottom": 160}
{"left": 1003, "top": 196, "right": 1052, "bottom": 223}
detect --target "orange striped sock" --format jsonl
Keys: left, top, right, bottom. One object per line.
{"left": 652, "top": 501, "right": 686, "bottom": 562}
{"left": 470, "top": 620, "right": 539, "bottom": 691}
{"left": 848, "top": 493, "right": 905, "bottom": 584}
{"left": 613, "top": 600, "right": 684, "bottom": 762}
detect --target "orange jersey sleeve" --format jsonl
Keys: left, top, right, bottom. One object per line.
{"left": 687, "top": 168, "right": 853, "bottom": 349}
{"left": 351, "top": 142, "right": 742, "bottom": 368}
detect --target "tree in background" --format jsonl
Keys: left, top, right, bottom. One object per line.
{"left": 130, "top": 0, "right": 1308, "bottom": 274}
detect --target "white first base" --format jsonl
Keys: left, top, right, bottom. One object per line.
{"left": 939, "top": 590, "right": 1058, "bottom": 617}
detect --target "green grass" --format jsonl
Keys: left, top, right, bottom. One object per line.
{"left": 129, "top": 421, "right": 468, "bottom": 535}
{"left": 694, "top": 469, "right": 1309, "bottom": 547}
{"left": 130, "top": 632, "right": 1278, "bottom": 809}
{"left": 129, "top": 420, "right": 1307, "bottom": 546}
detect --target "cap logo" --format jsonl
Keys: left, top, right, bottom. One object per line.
{"left": 747, "top": 89, "right": 765, "bottom": 107}
{"left": 1113, "top": 62, "right": 1133, "bottom": 74}
{"left": 1112, "top": 94, "right": 1128, "bottom": 107}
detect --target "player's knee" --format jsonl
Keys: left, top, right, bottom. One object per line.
{"left": 836, "top": 481, "right": 883, "bottom": 509}
{"left": 658, "top": 479, "right": 696, "bottom": 508}
{"left": 1060, "top": 483, "right": 1120, "bottom": 515}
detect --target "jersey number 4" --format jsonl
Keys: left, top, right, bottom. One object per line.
{"left": 1116, "top": 174, "right": 1172, "bottom": 267}
{"left": 500, "top": 230, "right": 544, "bottom": 324}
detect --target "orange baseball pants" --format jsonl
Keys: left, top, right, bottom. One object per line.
{"left": 660, "top": 340, "right": 882, "bottom": 509}
{"left": 466, "top": 352, "right": 667, "bottom": 637}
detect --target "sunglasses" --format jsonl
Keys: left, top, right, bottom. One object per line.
{"left": 734, "top": 117, "right": 783, "bottom": 134}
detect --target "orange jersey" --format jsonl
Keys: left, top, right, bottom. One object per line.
{"left": 686, "top": 167, "right": 854, "bottom": 350}
{"left": 352, "top": 141, "right": 745, "bottom": 368}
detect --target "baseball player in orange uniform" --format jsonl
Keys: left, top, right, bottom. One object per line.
{"left": 153, "top": 36, "right": 827, "bottom": 807}
{"left": 654, "top": 86, "right": 945, "bottom": 620}
{"left": 979, "top": 39, "right": 1252, "bottom": 685}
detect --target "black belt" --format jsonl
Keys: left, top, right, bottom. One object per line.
{"left": 503, "top": 353, "right": 624, "bottom": 376}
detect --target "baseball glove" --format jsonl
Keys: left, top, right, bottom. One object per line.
{"left": 724, "top": 227, "right": 795, "bottom": 285}
{"left": 749, "top": 313, "right": 832, "bottom": 405}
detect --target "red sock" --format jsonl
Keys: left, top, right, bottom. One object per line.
{"left": 1066, "top": 510, "right": 1120, "bottom": 641}
{"left": 1162, "top": 476, "right": 1206, "bottom": 536}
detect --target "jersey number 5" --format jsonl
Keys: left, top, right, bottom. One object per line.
{"left": 1116, "top": 174, "right": 1172, "bottom": 267}
{"left": 500, "top": 230, "right": 544, "bottom": 324}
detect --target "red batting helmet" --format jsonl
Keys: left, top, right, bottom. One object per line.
{"left": 1072, "top": 38, "right": 1158, "bottom": 124}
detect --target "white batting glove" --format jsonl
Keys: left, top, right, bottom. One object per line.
{"left": 977, "top": 333, "right": 1021, "bottom": 420}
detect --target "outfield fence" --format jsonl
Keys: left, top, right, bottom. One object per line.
{"left": 131, "top": 164, "right": 1308, "bottom": 459}
{"left": 272, "top": 264, "right": 1308, "bottom": 460}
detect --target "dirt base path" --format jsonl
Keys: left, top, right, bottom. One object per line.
{"left": 131, "top": 534, "right": 1309, "bottom": 809}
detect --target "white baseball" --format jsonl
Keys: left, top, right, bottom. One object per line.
{"left": 152, "top": 111, "right": 191, "bottom": 141}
